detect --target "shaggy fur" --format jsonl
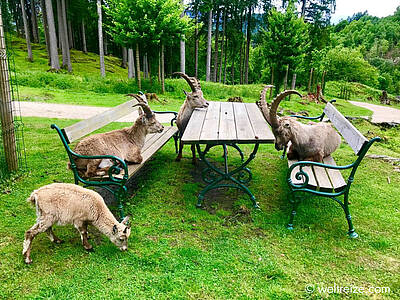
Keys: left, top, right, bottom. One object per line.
{"left": 257, "top": 87, "right": 341, "bottom": 162}
{"left": 173, "top": 72, "right": 209, "bottom": 164}
{"left": 23, "top": 183, "right": 131, "bottom": 264}
{"left": 72, "top": 99, "right": 164, "bottom": 177}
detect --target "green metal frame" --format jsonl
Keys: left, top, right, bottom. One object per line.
{"left": 284, "top": 102, "right": 380, "bottom": 238}
{"left": 51, "top": 110, "right": 178, "bottom": 220}
{"left": 195, "top": 143, "right": 260, "bottom": 209}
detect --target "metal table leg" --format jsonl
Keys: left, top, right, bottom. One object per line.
{"left": 195, "top": 143, "right": 260, "bottom": 208}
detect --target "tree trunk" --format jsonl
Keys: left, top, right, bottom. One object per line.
{"left": 239, "top": 13, "right": 243, "bottom": 84}
{"left": 231, "top": 56, "right": 235, "bottom": 85}
{"left": 223, "top": 38, "right": 228, "bottom": 84}
{"left": 128, "top": 48, "right": 135, "bottom": 79}
{"left": 307, "top": 68, "right": 313, "bottom": 93}
{"left": 68, "top": 20, "right": 73, "bottom": 49}
{"left": 179, "top": 0, "right": 185, "bottom": 73}
{"left": 104, "top": 35, "right": 108, "bottom": 56}
{"left": 301, "top": 0, "right": 307, "bottom": 17}
{"left": 40, "top": 0, "right": 51, "bottom": 65}
{"left": 121, "top": 47, "right": 127, "bottom": 68}
{"left": 244, "top": 7, "right": 251, "bottom": 84}
{"left": 136, "top": 43, "right": 141, "bottom": 89}
{"left": 81, "top": 20, "right": 87, "bottom": 53}
{"left": 45, "top": 0, "right": 59, "bottom": 70}
{"left": 194, "top": 12, "right": 198, "bottom": 78}
{"left": 270, "top": 66, "right": 274, "bottom": 98}
{"left": 283, "top": 65, "right": 289, "bottom": 90}
{"left": 212, "top": 7, "right": 221, "bottom": 82}
{"left": 218, "top": 8, "right": 226, "bottom": 83}
{"left": 289, "top": 73, "right": 296, "bottom": 100}
{"left": 205, "top": 9, "right": 212, "bottom": 81}
{"left": 30, "top": 0, "right": 39, "bottom": 43}
{"left": 158, "top": 50, "right": 161, "bottom": 84}
{"left": 57, "top": 1, "right": 62, "bottom": 49}
{"left": 59, "top": 0, "right": 71, "bottom": 71}
{"left": 20, "top": 0, "right": 33, "bottom": 62}
{"left": 161, "top": 43, "right": 165, "bottom": 93}
{"left": 0, "top": 9, "right": 18, "bottom": 171}
{"left": 97, "top": 0, "right": 105, "bottom": 77}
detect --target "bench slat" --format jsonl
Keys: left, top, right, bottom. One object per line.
{"left": 288, "top": 159, "right": 317, "bottom": 188}
{"left": 126, "top": 126, "right": 178, "bottom": 177}
{"left": 312, "top": 165, "right": 333, "bottom": 191}
{"left": 323, "top": 156, "right": 347, "bottom": 191}
{"left": 63, "top": 100, "right": 139, "bottom": 143}
{"left": 323, "top": 103, "right": 368, "bottom": 155}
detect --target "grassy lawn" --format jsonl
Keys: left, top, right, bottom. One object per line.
{"left": 0, "top": 116, "right": 399, "bottom": 299}
{"left": 0, "top": 36, "right": 399, "bottom": 299}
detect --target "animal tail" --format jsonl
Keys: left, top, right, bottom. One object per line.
{"left": 27, "top": 190, "right": 38, "bottom": 205}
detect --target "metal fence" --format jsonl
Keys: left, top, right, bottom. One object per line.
{"left": 0, "top": 11, "right": 26, "bottom": 179}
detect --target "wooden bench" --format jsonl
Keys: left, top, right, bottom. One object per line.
{"left": 52, "top": 99, "right": 178, "bottom": 219}
{"left": 285, "top": 100, "right": 380, "bottom": 238}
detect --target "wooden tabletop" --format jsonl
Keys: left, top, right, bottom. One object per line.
{"left": 181, "top": 101, "right": 275, "bottom": 144}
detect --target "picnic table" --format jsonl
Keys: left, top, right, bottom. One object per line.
{"left": 181, "top": 101, "right": 274, "bottom": 208}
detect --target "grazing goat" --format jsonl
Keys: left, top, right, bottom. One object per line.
{"left": 23, "top": 183, "right": 131, "bottom": 264}
{"left": 72, "top": 96, "right": 164, "bottom": 177}
{"left": 173, "top": 72, "right": 209, "bottom": 164}
{"left": 257, "top": 86, "right": 341, "bottom": 162}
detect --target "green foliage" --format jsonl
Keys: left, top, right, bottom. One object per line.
{"left": 261, "top": 3, "right": 309, "bottom": 90}
{"left": 323, "top": 46, "right": 379, "bottom": 86}
{"left": 105, "top": 0, "right": 189, "bottom": 48}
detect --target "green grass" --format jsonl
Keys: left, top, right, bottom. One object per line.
{"left": 1, "top": 35, "right": 399, "bottom": 299}
{"left": 0, "top": 117, "right": 399, "bottom": 299}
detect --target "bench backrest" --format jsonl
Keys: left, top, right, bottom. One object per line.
{"left": 323, "top": 102, "right": 368, "bottom": 155}
{"left": 62, "top": 99, "right": 139, "bottom": 144}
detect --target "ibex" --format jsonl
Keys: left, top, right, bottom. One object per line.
{"left": 174, "top": 72, "right": 209, "bottom": 163}
{"left": 72, "top": 95, "right": 164, "bottom": 177}
{"left": 23, "top": 183, "right": 131, "bottom": 264}
{"left": 257, "top": 86, "right": 341, "bottom": 162}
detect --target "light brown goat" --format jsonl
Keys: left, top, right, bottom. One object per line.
{"left": 72, "top": 96, "right": 164, "bottom": 177}
{"left": 23, "top": 183, "right": 131, "bottom": 264}
{"left": 257, "top": 86, "right": 341, "bottom": 162}
{"left": 173, "top": 72, "right": 209, "bottom": 164}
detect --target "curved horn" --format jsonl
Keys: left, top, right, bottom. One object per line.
{"left": 269, "top": 90, "right": 302, "bottom": 128}
{"left": 257, "top": 85, "right": 274, "bottom": 125}
{"left": 132, "top": 102, "right": 153, "bottom": 118}
{"left": 173, "top": 72, "right": 197, "bottom": 92}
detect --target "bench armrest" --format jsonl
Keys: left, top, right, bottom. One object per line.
{"left": 287, "top": 159, "right": 354, "bottom": 189}
{"left": 289, "top": 100, "right": 336, "bottom": 122}
{"left": 153, "top": 111, "right": 178, "bottom": 127}
{"left": 51, "top": 124, "right": 129, "bottom": 185}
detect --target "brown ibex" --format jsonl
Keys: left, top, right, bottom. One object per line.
{"left": 72, "top": 95, "right": 164, "bottom": 177}
{"left": 174, "top": 72, "right": 209, "bottom": 164}
{"left": 257, "top": 86, "right": 341, "bottom": 162}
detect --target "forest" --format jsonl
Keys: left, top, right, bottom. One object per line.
{"left": 1, "top": 0, "right": 400, "bottom": 94}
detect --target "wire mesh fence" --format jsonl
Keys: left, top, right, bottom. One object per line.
{"left": 0, "top": 10, "right": 27, "bottom": 179}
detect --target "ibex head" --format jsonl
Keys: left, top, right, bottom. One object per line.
{"left": 258, "top": 87, "right": 302, "bottom": 151}
{"left": 132, "top": 95, "right": 164, "bottom": 134}
{"left": 173, "top": 72, "right": 209, "bottom": 109}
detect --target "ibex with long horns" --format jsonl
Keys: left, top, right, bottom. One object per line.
{"left": 257, "top": 86, "right": 341, "bottom": 162}
{"left": 173, "top": 72, "right": 209, "bottom": 163}
{"left": 72, "top": 95, "right": 164, "bottom": 177}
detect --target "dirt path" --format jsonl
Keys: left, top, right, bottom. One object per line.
{"left": 349, "top": 101, "right": 400, "bottom": 124}
{"left": 15, "top": 101, "right": 174, "bottom": 123}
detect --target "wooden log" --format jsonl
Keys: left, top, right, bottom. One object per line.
{"left": 289, "top": 73, "right": 296, "bottom": 100}
{"left": 0, "top": 11, "right": 18, "bottom": 171}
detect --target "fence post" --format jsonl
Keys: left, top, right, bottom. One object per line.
{"left": 0, "top": 10, "right": 18, "bottom": 172}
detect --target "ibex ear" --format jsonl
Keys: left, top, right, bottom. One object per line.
{"left": 121, "top": 216, "right": 130, "bottom": 225}
{"left": 183, "top": 89, "right": 188, "bottom": 96}
{"left": 112, "top": 224, "right": 118, "bottom": 235}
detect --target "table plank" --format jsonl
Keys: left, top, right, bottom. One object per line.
{"left": 200, "top": 102, "right": 221, "bottom": 141}
{"left": 181, "top": 108, "right": 207, "bottom": 143}
{"left": 244, "top": 103, "right": 275, "bottom": 142}
{"left": 233, "top": 102, "right": 255, "bottom": 141}
{"left": 218, "top": 102, "right": 237, "bottom": 142}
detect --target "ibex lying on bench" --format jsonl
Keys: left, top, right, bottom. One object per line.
{"left": 72, "top": 96, "right": 164, "bottom": 177}
{"left": 257, "top": 86, "right": 341, "bottom": 162}
{"left": 174, "top": 72, "right": 209, "bottom": 164}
